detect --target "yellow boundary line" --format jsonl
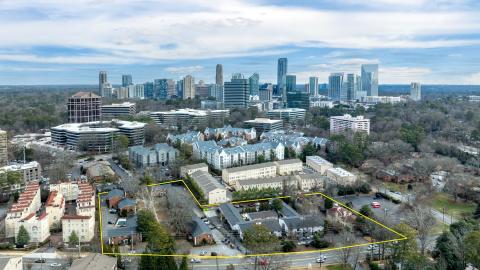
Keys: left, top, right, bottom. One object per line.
{"left": 98, "top": 180, "right": 407, "bottom": 259}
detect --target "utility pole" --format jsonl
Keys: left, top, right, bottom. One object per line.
{"left": 78, "top": 237, "right": 81, "bottom": 258}
{"left": 131, "top": 231, "right": 134, "bottom": 251}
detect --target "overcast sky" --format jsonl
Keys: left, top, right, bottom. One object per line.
{"left": 0, "top": 0, "right": 479, "bottom": 85}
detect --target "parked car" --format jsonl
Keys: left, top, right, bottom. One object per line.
{"left": 258, "top": 259, "right": 269, "bottom": 266}
{"left": 190, "top": 258, "right": 202, "bottom": 263}
{"left": 371, "top": 202, "right": 381, "bottom": 208}
{"left": 34, "top": 259, "right": 46, "bottom": 263}
{"left": 367, "top": 244, "right": 379, "bottom": 251}
{"left": 199, "top": 251, "right": 208, "bottom": 256}
{"left": 50, "top": 263, "right": 62, "bottom": 267}
{"left": 316, "top": 255, "right": 327, "bottom": 263}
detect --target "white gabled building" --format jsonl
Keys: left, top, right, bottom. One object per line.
{"left": 326, "top": 167, "right": 357, "bottom": 185}
{"left": 189, "top": 170, "right": 228, "bottom": 205}
{"left": 61, "top": 215, "right": 95, "bottom": 243}
{"left": 5, "top": 183, "right": 42, "bottom": 239}
{"left": 45, "top": 191, "right": 65, "bottom": 228}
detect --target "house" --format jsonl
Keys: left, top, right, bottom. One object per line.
{"left": 106, "top": 215, "right": 141, "bottom": 245}
{"left": 327, "top": 203, "right": 356, "bottom": 226}
{"left": 237, "top": 219, "right": 283, "bottom": 240}
{"left": 70, "top": 253, "right": 117, "bottom": 270}
{"left": 190, "top": 217, "right": 214, "bottom": 246}
{"left": 281, "top": 216, "right": 324, "bottom": 235}
{"left": 0, "top": 257, "right": 22, "bottom": 270}
{"left": 107, "top": 189, "right": 125, "bottom": 208}
{"left": 117, "top": 198, "right": 136, "bottom": 214}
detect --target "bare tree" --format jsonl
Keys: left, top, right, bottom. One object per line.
{"left": 338, "top": 230, "right": 356, "bottom": 266}
{"left": 166, "top": 188, "right": 192, "bottom": 235}
{"left": 406, "top": 206, "right": 436, "bottom": 255}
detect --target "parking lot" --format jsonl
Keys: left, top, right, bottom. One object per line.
{"left": 335, "top": 194, "right": 404, "bottom": 224}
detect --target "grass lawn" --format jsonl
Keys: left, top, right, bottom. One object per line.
{"left": 326, "top": 265, "right": 353, "bottom": 270}
{"left": 430, "top": 193, "right": 476, "bottom": 220}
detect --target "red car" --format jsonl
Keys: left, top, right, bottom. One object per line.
{"left": 371, "top": 202, "right": 381, "bottom": 208}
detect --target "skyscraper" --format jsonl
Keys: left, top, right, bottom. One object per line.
{"left": 249, "top": 73, "right": 259, "bottom": 96}
{"left": 354, "top": 75, "right": 363, "bottom": 100}
{"left": 154, "top": 79, "right": 168, "bottom": 99}
{"left": 286, "top": 75, "right": 296, "bottom": 92}
{"left": 144, "top": 82, "right": 154, "bottom": 99}
{"left": 361, "top": 64, "right": 379, "bottom": 96}
{"left": 259, "top": 84, "right": 273, "bottom": 101}
{"left": 216, "top": 64, "right": 223, "bottom": 86}
{"left": 287, "top": 91, "right": 310, "bottom": 110}
{"left": 0, "top": 129, "right": 7, "bottom": 166}
{"left": 99, "top": 71, "right": 107, "bottom": 95}
{"left": 328, "top": 73, "right": 344, "bottom": 102}
{"left": 176, "top": 80, "right": 184, "bottom": 98}
{"left": 166, "top": 79, "right": 176, "bottom": 98}
{"left": 410, "top": 82, "right": 421, "bottom": 101}
{"left": 195, "top": 80, "right": 209, "bottom": 97}
{"left": 122, "top": 74, "right": 133, "bottom": 87}
{"left": 183, "top": 75, "right": 195, "bottom": 99}
{"left": 276, "top": 58, "right": 288, "bottom": 97}
{"left": 209, "top": 84, "right": 224, "bottom": 102}
{"left": 67, "top": 92, "right": 102, "bottom": 123}
{"left": 224, "top": 73, "right": 248, "bottom": 109}
{"left": 309, "top": 77, "right": 319, "bottom": 97}
{"left": 101, "top": 82, "right": 113, "bottom": 98}
{"left": 345, "top": 74, "right": 356, "bottom": 101}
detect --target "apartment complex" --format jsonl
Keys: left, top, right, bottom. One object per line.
{"left": 221, "top": 159, "right": 302, "bottom": 186}
{"left": 243, "top": 118, "right": 283, "bottom": 134}
{"left": 0, "top": 129, "right": 6, "bottom": 166}
{"left": 129, "top": 143, "right": 179, "bottom": 167}
{"left": 306, "top": 156, "right": 333, "bottom": 174}
{"left": 51, "top": 120, "right": 145, "bottom": 152}
{"left": 330, "top": 114, "right": 370, "bottom": 134}
{"left": 67, "top": 92, "right": 102, "bottom": 123}
{"left": 150, "top": 109, "right": 229, "bottom": 128}
{"left": 326, "top": 167, "right": 357, "bottom": 185}
{"left": 101, "top": 102, "right": 136, "bottom": 117}
{"left": 236, "top": 173, "right": 327, "bottom": 192}
{"left": 0, "top": 161, "right": 42, "bottom": 186}
{"left": 189, "top": 170, "right": 228, "bottom": 204}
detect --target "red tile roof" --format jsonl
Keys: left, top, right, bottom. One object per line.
{"left": 61, "top": 215, "right": 92, "bottom": 220}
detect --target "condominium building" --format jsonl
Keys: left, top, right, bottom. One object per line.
{"left": 101, "top": 102, "right": 136, "bottom": 117}
{"left": 51, "top": 120, "right": 146, "bottom": 152}
{"left": 0, "top": 129, "right": 7, "bottom": 166}
{"left": 244, "top": 118, "right": 283, "bottom": 134}
{"left": 267, "top": 108, "right": 306, "bottom": 124}
{"left": 189, "top": 170, "right": 228, "bottom": 205}
{"left": 5, "top": 183, "right": 42, "bottom": 239}
{"left": 150, "top": 109, "right": 229, "bottom": 128}
{"left": 330, "top": 114, "right": 370, "bottom": 135}
{"left": 61, "top": 215, "right": 95, "bottom": 243}
{"left": 0, "top": 161, "right": 42, "bottom": 185}
{"left": 183, "top": 75, "right": 195, "bottom": 99}
{"left": 222, "top": 162, "right": 278, "bottom": 186}
{"left": 410, "top": 82, "right": 421, "bottom": 101}
{"left": 129, "top": 143, "right": 179, "bottom": 167}
{"left": 67, "top": 92, "right": 102, "bottom": 123}
{"left": 306, "top": 156, "right": 333, "bottom": 174}
{"left": 326, "top": 167, "right": 357, "bottom": 185}
{"left": 45, "top": 191, "right": 65, "bottom": 228}
{"left": 236, "top": 173, "right": 326, "bottom": 192}
{"left": 180, "top": 163, "right": 209, "bottom": 178}
{"left": 274, "top": 159, "right": 303, "bottom": 175}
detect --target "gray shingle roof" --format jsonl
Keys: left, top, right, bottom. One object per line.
{"left": 190, "top": 171, "right": 225, "bottom": 195}
{"left": 107, "top": 189, "right": 124, "bottom": 200}
{"left": 219, "top": 203, "right": 244, "bottom": 226}
{"left": 118, "top": 198, "right": 136, "bottom": 210}
{"left": 238, "top": 219, "right": 282, "bottom": 233}
{"left": 190, "top": 216, "right": 211, "bottom": 237}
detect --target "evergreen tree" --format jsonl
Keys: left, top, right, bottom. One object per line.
{"left": 17, "top": 225, "right": 30, "bottom": 246}
{"left": 179, "top": 256, "right": 188, "bottom": 270}
{"left": 68, "top": 230, "right": 79, "bottom": 247}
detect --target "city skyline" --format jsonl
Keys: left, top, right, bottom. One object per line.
{"left": 0, "top": 0, "right": 480, "bottom": 85}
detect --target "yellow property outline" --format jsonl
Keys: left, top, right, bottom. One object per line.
{"left": 98, "top": 180, "right": 407, "bottom": 259}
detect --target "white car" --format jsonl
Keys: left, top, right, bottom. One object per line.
{"left": 50, "top": 263, "right": 62, "bottom": 267}
{"left": 190, "top": 258, "right": 202, "bottom": 263}
{"left": 367, "top": 244, "right": 379, "bottom": 251}
{"left": 316, "top": 255, "right": 327, "bottom": 263}
{"left": 199, "top": 251, "right": 208, "bottom": 256}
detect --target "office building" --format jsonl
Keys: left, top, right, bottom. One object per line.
{"left": 410, "top": 82, "right": 421, "bottom": 101}
{"left": 67, "top": 92, "right": 102, "bottom": 123}
{"left": 216, "top": 64, "right": 223, "bottom": 86}
{"left": 122, "top": 74, "right": 132, "bottom": 87}
{"left": 244, "top": 118, "right": 283, "bottom": 134}
{"left": 195, "top": 80, "right": 209, "bottom": 97}
{"left": 330, "top": 114, "right": 370, "bottom": 134}
{"left": 143, "top": 82, "right": 154, "bottom": 99}
{"left": 286, "top": 75, "right": 296, "bottom": 92}
{"left": 467, "top": 95, "right": 480, "bottom": 102}
{"left": 166, "top": 79, "right": 176, "bottom": 98}
{"left": 99, "top": 71, "right": 107, "bottom": 95}
{"left": 360, "top": 96, "right": 406, "bottom": 104}
{"left": 101, "top": 102, "right": 136, "bottom": 117}
{"left": 354, "top": 75, "right": 363, "bottom": 100}
{"left": 150, "top": 109, "right": 229, "bottom": 127}
{"left": 309, "top": 77, "right": 319, "bottom": 97}
{"left": 183, "top": 75, "right": 195, "bottom": 99}
{"left": 345, "top": 74, "right": 356, "bottom": 101}
{"left": 153, "top": 79, "right": 169, "bottom": 100}
{"left": 276, "top": 58, "right": 288, "bottom": 97}
{"left": 100, "top": 82, "right": 113, "bottom": 99}
{"left": 286, "top": 92, "right": 309, "bottom": 110}
{"left": 0, "top": 129, "right": 6, "bottom": 166}
{"left": 328, "top": 73, "right": 344, "bottom": 102}
{"left": 115, "top": 87, "right": 129, "bottom": 99}
{"left": 361, "top": 64, "right": 379, "bottom": 96}
{"left": 208, "top": 84, "right": 224, "bottom": 102}
{"left": 176, "top": 79, "right": 184, "bottom": 98}
{"left": 267, "top": 108, "right": 306, "bottom": 124}
{"left": 132, "top": 84, "right": 144, "bottom": 99}
{"left": 51, "top": 120, "right": 146, "bottom": 152}
{"left": 310, "top": 100, "right": 334, "bottom": 108}
{"left": 249, "top": 73, "right": 259, "bottom": 96}
{"left": 259, "top": 84, "right": 273, "bottom": 101}
{"left": 224, "top": 73, "right": 249, "bottom": 109}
